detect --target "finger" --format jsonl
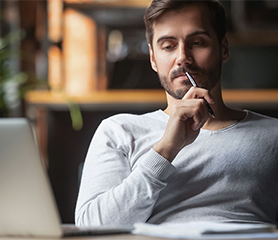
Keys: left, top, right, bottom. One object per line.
{"left": 173, "top": 98, "right": 208, "bottom": 120}
{"left": 203, "top": 92, "right": 214, "bottom": 105}
{"left": 172, "top": 98, "right": 210, "bottom": 130}
{"left": 191, "top": 99, "right": 209, "bottom": 130}
{"left": 182, "top": 87, "right": 215, "bottom": 105}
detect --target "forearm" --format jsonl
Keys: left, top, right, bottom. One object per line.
{"left": 75, "top": 149, "right": 175, "bottom": 226}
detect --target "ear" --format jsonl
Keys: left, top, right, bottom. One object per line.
{"left": 149, "top": 44, "right": 158, "bottom": 72}
{"left": 221, "top": 37, "right": 229, "bottom": 62}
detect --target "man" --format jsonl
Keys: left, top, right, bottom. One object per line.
{"left": 75, "top": 0, "right": 278, "bottom": 227}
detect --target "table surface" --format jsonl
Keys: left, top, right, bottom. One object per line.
{"left": 1, "top": 233, "right": 278, "bottom": 240}
{"left": 0, "top": 235, "right": 150, "bottom": 240}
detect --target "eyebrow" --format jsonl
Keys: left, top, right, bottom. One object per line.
{"left": 156, "top": 30, "right": 211, "bottom": 45}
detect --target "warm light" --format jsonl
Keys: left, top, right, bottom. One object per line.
{"left": 48, "top": 46, "right": 63, "bottom": 91}
{"left": 63, "top": 0, "right": 152, "bottom": 8}
{"left": 63, "top": 9, "right": 97, "bottom": 95}
{"left": 47, "top": 0, "right": 63, "bottom": 42}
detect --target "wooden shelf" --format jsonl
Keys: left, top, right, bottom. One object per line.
{"left": 25, "top": 89, "right": 278, "bottom": 110}
{"left": 64, "top": 0, "right": 151, "bottom": 8}
{"left": 227, "top": 32, "right": 278, "bottom": 46}
{"left": 25, "top": 89, "right": 167, "bottom": 110}
{"left": 25, "top": 89, "right": 165, "bottom": 104}
{"left": 222, "top": 89, "right": 278, "bottom": 103}
{"left": 222, "top": 89, "right": 278, "bottom": 109}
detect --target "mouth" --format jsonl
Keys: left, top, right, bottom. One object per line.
{"left": 175, "top": 73, "right": 187, "bottom": 80}
{"left": 172, "top": 75, "right": 192, "bottom": 86}
{"left": 173, "top": 72, "right": 197, "bottom": 83}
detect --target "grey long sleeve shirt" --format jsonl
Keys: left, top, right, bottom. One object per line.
{"left": 75, "top": 110, "right": 278, "bottom": 227}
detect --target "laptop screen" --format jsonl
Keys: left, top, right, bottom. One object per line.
{"left": 0, "top": 118, "right": 62, "bottom": 237}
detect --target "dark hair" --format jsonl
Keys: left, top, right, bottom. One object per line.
{"left": 144, "top": 0, "right": 226, "bottom": 47}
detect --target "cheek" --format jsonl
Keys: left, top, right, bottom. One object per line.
{"left": 193, "top": 47, "right": 219, "bottom": 67}
{"left": 154, "top": 53, "right": 175, "bottom": 74}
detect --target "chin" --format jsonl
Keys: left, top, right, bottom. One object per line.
{"left": 174, "top": 91, "right": 187, "bottom": 100}
{"left": 160, "top": 76, "right": 191, "bottom": 99}
{"left": 168, "top": 87, "right": 189, "bottom": 100}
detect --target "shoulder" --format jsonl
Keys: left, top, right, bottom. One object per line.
{"left": 94, "top": 110, "right": 166, "bottom": 136}
{"left": 101, "top": 110, "right": 166, "bottom": 128}
{"left": 92, "top": 110, "right": 167, "bottom": 147}
{"left": 244, "top": 110, "right": 278, "bottom": 133}
{"left": 246, "top": 110, "right": 278, "bottom": 124}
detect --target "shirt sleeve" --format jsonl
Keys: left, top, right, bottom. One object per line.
{"left": 75, "top": 118, "right": 175, "bottom": 227}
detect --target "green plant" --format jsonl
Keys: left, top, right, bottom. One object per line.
{"left": 0, "top": 30, "right": 83, "bottom": 130}
{"left": 0, "top": 30, "right": 28, "bottom": 117}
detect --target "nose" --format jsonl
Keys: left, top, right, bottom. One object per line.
{"left": 176, "top": 44, "right": 193, "bottom": 66}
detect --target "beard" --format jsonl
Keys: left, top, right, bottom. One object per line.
{"left": 158, "top": 62, "right": 222, "bottom": 100}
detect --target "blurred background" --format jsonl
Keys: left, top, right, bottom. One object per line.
{"left": 1, "top": 0, "right": 278, "bottom": 223}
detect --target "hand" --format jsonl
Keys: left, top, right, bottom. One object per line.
{"left": 153, "top": 87, "right": 214, "bottom": 162}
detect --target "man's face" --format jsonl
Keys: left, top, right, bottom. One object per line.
{"left": 149, "top": 4, "right": 229, "bottom": 99}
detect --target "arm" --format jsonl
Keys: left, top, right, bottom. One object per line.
{"left": 154, "top": 87, "right": 214, "bottom": 162}
{"left": 75, "top": 118, "right": 175, "bottom": 227}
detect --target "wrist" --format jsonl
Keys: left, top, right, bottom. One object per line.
{"left": 153, "top": 141, "right": 179, "bottom": 163}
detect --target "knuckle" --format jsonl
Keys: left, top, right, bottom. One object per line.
{"left": 196, "top": 99, "right": 205, "bottom": 109}
{"left": 172, "top": 100, "right": 183, "bottom": 114}
{"left": 172, "top": 100, "right": 180, "bottom": 110}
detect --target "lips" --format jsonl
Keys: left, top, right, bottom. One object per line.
{"left": 170, "top": 67, "right": 199, "bottom": 82}
{"left": 175, "top": 73, "right": 187, "bottom": 80}
{"left": 172, "top": 74, "right": 191, "bottom": 86}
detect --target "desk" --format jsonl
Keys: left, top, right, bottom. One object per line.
{"left": 1, "top": 234, "right": 278, "bottom": 240}
{"left": 0, "top": 235, "right": 146, "bottom": 240}
{"left": 0, "top": 235, "right": 126, "bottom": 240}
{"left": 0, "top": 235, "right": 160, "bottom": 240}
{"left": 0, "top": 236, "right": 156, "bottom": 240}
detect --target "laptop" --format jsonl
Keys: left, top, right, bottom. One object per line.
{"left": 0, "top": 118, "right": 132, "bottom": 238}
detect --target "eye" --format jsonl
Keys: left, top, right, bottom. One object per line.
{"left": 188, "top": 39, "right": 206, "bottom": 49}
{"left": 163, "top": 45, "right": 174, "bottom": 51}
{"left": 161, "top": 41, "right": 177, "bottom": 51}
{"left": 193, "top": 41, "right": 201, "bottom": 46}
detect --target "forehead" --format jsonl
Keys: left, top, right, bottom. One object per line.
{"left": 152, "top": 4, "right": 215, "bottom": 43}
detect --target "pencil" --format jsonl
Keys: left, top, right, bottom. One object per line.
{"left": 185, "top": 72, "right": 215, "bottom": 118}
